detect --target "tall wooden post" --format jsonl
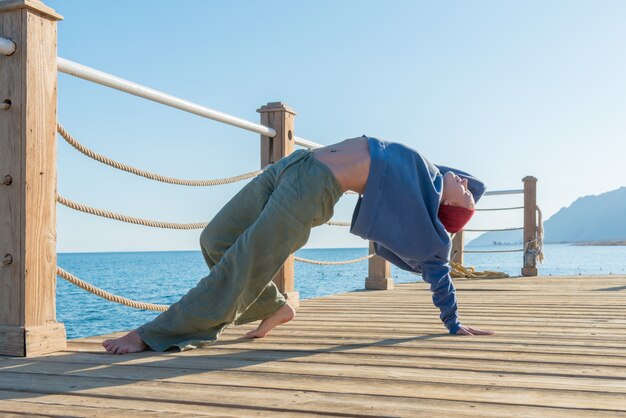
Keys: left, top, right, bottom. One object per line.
{"left": 0, "top": 0, "right": 66, "bottom": 356}
{"left": 451, "top": 231, "right": 464, "bottom": 265}
{"left": 522, "top": 176, "right": 538, "bottom": 276}
{"left": 257, "top": 102, "right": 299, "bottom": 308}
{"left": 365, "top": 241, "right": 393, "bottom": 290}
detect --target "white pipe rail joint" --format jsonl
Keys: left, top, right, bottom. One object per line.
{"left": 0, "top": 36, "right": 17, "bottom": 56}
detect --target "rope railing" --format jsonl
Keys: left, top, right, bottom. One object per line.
{"left": 450, "top": 262, "right": 510, "bottom": 279}
{"left": 57, "top": 123, "right": 264, "bottom": 187}
{"left": 57, "top": 266, "right": 169, "bottom": 311}
{"left": 57, "top": 194, "right": 209, "bottom": 230}
{"left": 451, "top": 181, "right": 543, "bottom": 278}
{"left": 57, "top": 252, "right": 376, "bottom": 311}
{"left": 295, "top": 253, "right": 374, "bottom": 265}
{"left": 529, "top": 205, "right": 545, "bottom": 264}
{"left": 57, "top": 193, "right": 352, "bottom": 229}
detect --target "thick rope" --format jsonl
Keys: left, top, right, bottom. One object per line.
{"left": 57, "top": 255, "right": 377, "bottom": 312}
{"left": 57, "top": 266, "right": 168, "bottom": 311}
{"left": 57, "top": 122, "right": 263, "bottom": 187}
{"left": 521, "top": 205, "right": 545, "bottom": 265}
{"left": 58, "top": 194, "right": 352, "bottom": 229}
{"left": 294, "top": 253, "right": 375, "bottom": 265}
{"left": 450, "top": 261, "right": 510, "bottom": 279}
{"left": 57, "top": 194, "right": 209, "bottom": 230}
{"left": 533, "top": 206, "right": 544, "bottom": 263}
{"left": 456, "top": 205, "right": 545, "bottom": 278}
{"left": 535, "top": 205, "right": 545, "bottom": 263}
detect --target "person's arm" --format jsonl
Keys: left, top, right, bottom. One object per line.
{"left": 420, "top": 257, "right": 495, "bottom": 336}
{"left": 374, "top": 242, "right": 495, "bottom": 336}
{"left": 373, "top": 242, "right": 461, "bottom": 334}
{"left": 419, "top": 257, "right": 462, "bottom": 334}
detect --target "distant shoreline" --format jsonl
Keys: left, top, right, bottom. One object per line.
{"left": 572, "top": 241, "right": 626, "bottom": 246}
{"left": 468, "top": 241, "right": 626, "bottom": 248}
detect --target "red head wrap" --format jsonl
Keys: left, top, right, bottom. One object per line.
{"left": 438, "top": 204, "right": 475, "bottom": 233}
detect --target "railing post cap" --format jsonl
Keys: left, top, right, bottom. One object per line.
{"left": 522, "top": 176, "right": 538, "bottom": 183}
{"left": 256, "top": 102, "right": 297, "bottom": 116}
{"left": 0, "top": 0, "right": 63, "bottom": 20}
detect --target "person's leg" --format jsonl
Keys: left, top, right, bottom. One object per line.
{"left": 103, "top": 149, "right": 343, "bottom": 354}
{"left": 135, "top": 184, "right": 314, "bottom": 351}
{"left": 199, "top": 178, "right": 288, "bottom": 326}
{"left": 200, "top": 198, "right": 287, "bottom": 325}
{"left": 102, "top": 163, "right": 283, "bottom": 355}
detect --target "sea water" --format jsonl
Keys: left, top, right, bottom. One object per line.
{"left": 56, "top": 243, "right": 626, "bottom": 339}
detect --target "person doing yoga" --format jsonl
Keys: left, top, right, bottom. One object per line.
{"left": 103, "top": 135, "right": 494, "bottom": 355}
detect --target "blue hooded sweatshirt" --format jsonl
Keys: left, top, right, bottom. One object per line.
{"left": 349, "top": 136, "right": 486, "bottom": 334}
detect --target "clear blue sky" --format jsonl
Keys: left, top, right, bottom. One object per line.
{"left": 47, "top": 0, "right": 626, "bottom": 253}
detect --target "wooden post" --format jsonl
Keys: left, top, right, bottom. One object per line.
{"left": 0, "top": 0, "right": 65, "bottom": 356}
{"left": 522, "top": 176, "right": 538, "bottom": 276}
{"left": 451, "top": 231, "right": 464, "bottom": 265}
{"left": 365, "top": 241, "right": 393, "bottom": 290}
{"left": 257, "top": 102, "right": 299, "bottom": 308}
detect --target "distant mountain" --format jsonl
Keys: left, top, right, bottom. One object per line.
{"left": 468, "top": 186, "right": 626, "bottom": 246}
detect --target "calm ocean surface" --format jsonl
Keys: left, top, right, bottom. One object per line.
{"left": 57, "top": 243, "right": 626, "bottom": 339}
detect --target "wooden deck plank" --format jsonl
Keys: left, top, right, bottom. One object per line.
{"left": 0, "top": 390, "right": 327, "bottom": 417}
{"left": 17, "top": 348, "right": 626, "bottom": 379}
{"left": 52, "top": 337, "right": 626, "bottom": 362}
{"left": 1, "top": 369, "right": 626, "bottom": 416}
{"left": 0, "top": 388, "right": 617, "bottom": 418}
{"left": 2, "top": 352, "right": 626, "bottom": 395}
{"left": 1, "top": 275, "right": 626, "bottom": 416}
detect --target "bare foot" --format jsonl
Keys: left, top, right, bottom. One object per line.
{"left": 245, "top": 303, "right": 295, "bottom": 339}
{"left": 102, "top": 330, "right": 148, "bottom": 355}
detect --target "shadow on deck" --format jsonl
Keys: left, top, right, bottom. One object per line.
{"left": 1, "top": 275, "right": 626, "bottom": 417}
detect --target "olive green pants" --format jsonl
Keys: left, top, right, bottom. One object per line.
{"left": 137, "top": 148, "right": 343, "bottom": 351}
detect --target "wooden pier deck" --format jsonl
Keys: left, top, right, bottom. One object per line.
{"left": 1, "top": 275, "right": 626, "bottom": 417}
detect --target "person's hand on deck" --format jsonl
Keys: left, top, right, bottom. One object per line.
{"left": 455, "top": 325, "right": 495, "bottom": 335}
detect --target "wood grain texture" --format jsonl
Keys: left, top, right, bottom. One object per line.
{"left": 2, "top": 275, "right": 626, "bottom": 416}
{"left": 0, "top": 3, "right": 23, "bottom": 329}
{"left": 522, "top": 176, "right": 538, "bottom": 276}
{"left": 366, "top": 240, "right": 394, "bottom": 290}
{"left": 0, "top": 1, "right": 63, "bottom": 20}
{"left": 0, "top": 1, "right": 65, "bottom": 356}
{"left": 257, "top": 102, "right": 299, "bottom": 307}
{"left": 452, "top": 230, "right": 464, "bottom": 264}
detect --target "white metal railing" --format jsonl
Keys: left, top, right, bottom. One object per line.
{"left": 0, "top": 36, "right": 320, "bottom": 148}
{"left": 483, "top": 189, "right": 523, "bottom": 196}
{"left": 57, "top": 58, "right": 321, "bottom": 148}
{"left": 0, "top": 36, "right": 16, "bottom": 55}
{"left": 58, "top": 58, "right": 275, "bottom": 137}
